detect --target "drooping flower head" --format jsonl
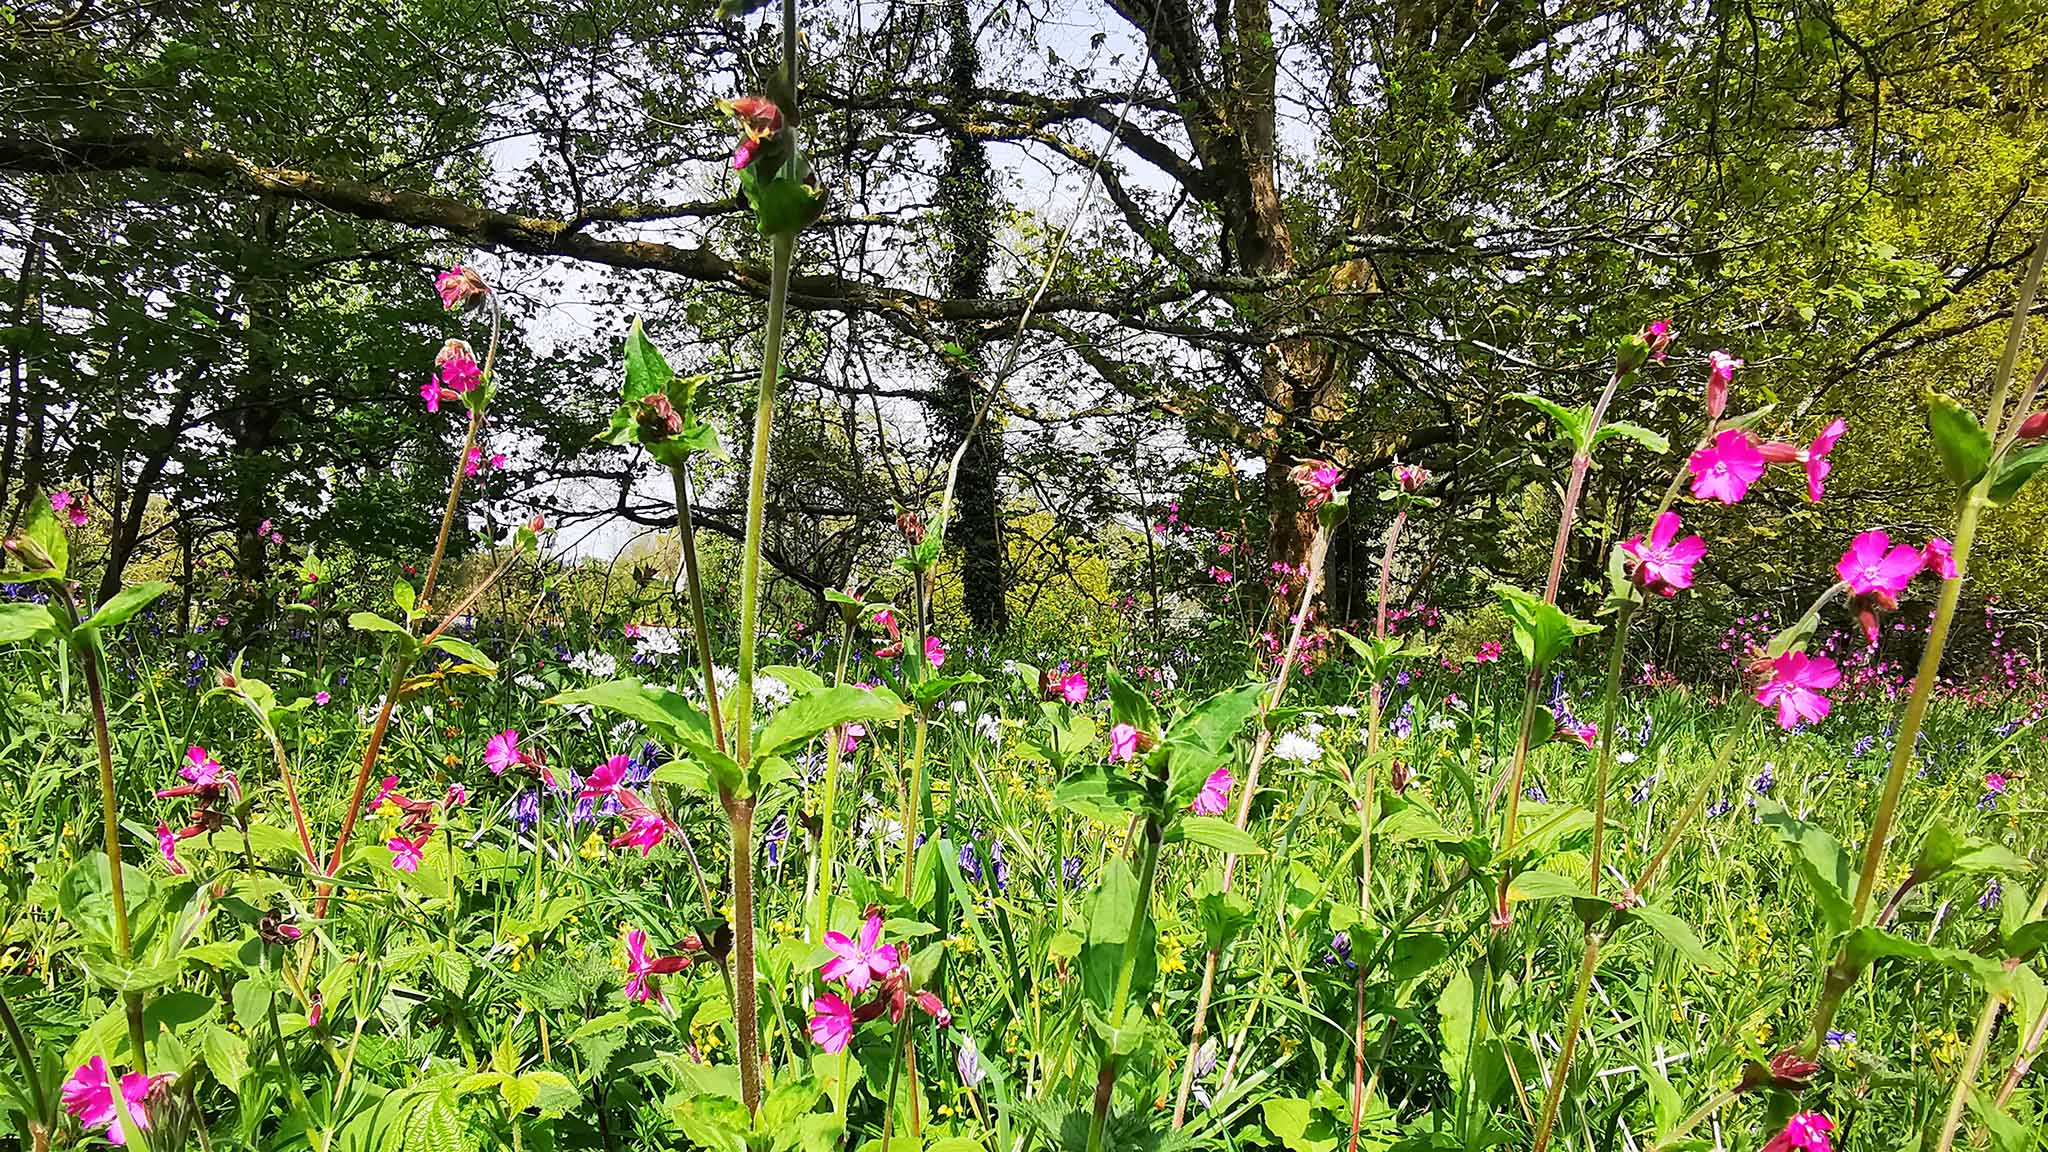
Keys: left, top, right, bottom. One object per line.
{"left": 434, "top": 339, "right": 481, "bottom": 393}
{"left": 1643, "top": 319, "right": 1674, "bottom": 363}
{"left": 1288, "top": 458, "right": 1343, "bottom": 510}
{"left": 1619, "top": 511, "right": 1706, "bottom": 597}
{"left": 183, "top": 745, "right": 223, "bottom": 787}
{"left": 388, "top": 831, "right": 430, "bottom": 873}
{"left": 924, "top": 635, "right": 947, "bottom": 668}
{"left": 1761, "top": 1112, "right": 1835, "bottom": 1152}
{"left": 724, "top": 95, "right": 787, "bottom": 171}
{"left": 1704, "top": 351, "right": 1742, "bottom": 420}
{"left": 1687, "top": 428, "right": 1767, "bottom": 504}
{"left": 1802, "top": 418, "right": 1846, "bottom": 502}
{"left": 1190, "top": 766, "right": 1232, "bottom": 815}
{"left": 1755, "top": 650, "right": 1842, "bottom": 729}
{"left": 435, "top": 265, "right": 489, "bottom": 311}
{"left": 1393, "top": 462, "right": 1428, "bottom": 494}
{"left": 1108, "top": 722, "right": 1140, "bottom": 762}
{"left": 1922, "top": 536, "right": 1957, "bottom": 579}
{"left": 821, "top": 912, "right": 901, "bottom": 995}
{"left": 609, "top": 793, "right": 677, "bottom": 857}
{"left": 156, "top": 821, "right": 188, "bottom": 875}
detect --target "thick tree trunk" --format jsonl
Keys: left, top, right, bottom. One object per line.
{"left": 97, "top": 379, "right": 197, "bottom": 604}
{"left": 931, "top": 0, "right": 1007, "bottom": 633}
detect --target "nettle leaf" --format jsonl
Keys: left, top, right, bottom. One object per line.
{"left": 1104, "top": 665, "right": 1162, "bottom": 737}
{"left": 1989, "top": 442, "right": 2048, "bottom": 506}
{"left": 1511, "top": 393, "right": 1592, "bottom": 452}
{"left": 1590, "top": 422, "right": 1670, "bottom": 455}
{"left": 1925, "top": 389, "right": 1992, "bottom": 491}
{"left": 755, "top": 684, "right": 908, "bottom": 760}
{"left": 1167, "top": 681, "right": 1263, "bottom": 754}
{"left": 0, "top": 602, "right": 59, "bottom": 644}
{"left": 1757, "top": 798, "right": 1855, "bottom": 934}
{"left": 1491, "top": 584, "right": 1601, "bottom": 667}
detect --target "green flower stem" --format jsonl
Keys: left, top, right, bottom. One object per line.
{"left": 1532, "top": 927, "right": 1603, "bottom": 1152}
{"left": 1649, "top": 1085, "right": 1744, "bottom": 1151}
{"left": 1088, "top": 814, "right": 1163, "bottom": 1152}
{"left": 809, "top": 609, "right": 856, "bottom": 939}
{"left": 725, "top": 792, "right": 762, "bottom": 1111}
{"left": 58, "top": 586, "right": 149, "bottom": 1069}
{"left": 1542, "top": 369, "right": 1624, "bottom": 604}
{"left": 1172, "top": 522, "right": 1331, "bottom": 1126}
{"left": 667, "top": 461, "right": 726, "bottom": 752}
{"left": 1936, "top": 974, "right": 2008, "bottom": 1152}
{"left": 731, "top": 229, "right": 795, "bottom": 772}
{"left": 1491, "top": 670, "right": 1545, "bottom": 921}
{"left": 0, "top": 973, "right": 51, "bottom": 1138}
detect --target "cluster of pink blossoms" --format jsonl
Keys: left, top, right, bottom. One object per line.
{"left": 48, "top": 489, "right": 89, "bottom": 527}
{"left": 1689, "top": 417, "right": 1846, "bottom": 505}
{"left": 1105, "top": 721, "right": 1231, "bottom": 814}
{"left": 155, "top": 745, "right": 241, "bottom": 875}
{"left": 578, "top": 753, "right": 679, "bottom": 856}
{"left": 374, "top": 774, "right": 469, "bottom": 871}
{"left": 621, "top": 925, "right": 699, "bottom": 1005}
{"left": 807, "top": 912, "right": 951, "bottom": 1053}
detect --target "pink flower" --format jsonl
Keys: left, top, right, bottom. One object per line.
{"left": 464, "top": 446, "right": 483, "bottom": 476}
{"left": 444, "top": 783, "right": 469, "bottom": 808}
{"left": 50, "top": 489, "right": 89, "bottom": 528}
{"left": 1108, "top": 722, "right": 1139, "bottom": 762}
{"left": 925, "top": 635, "right": 947, "bottom": 668}
{"left": 1756, "top": 651, "right": 1842, "bottom": 729}
{"left": 314, "top": 691, "right": 331, "bottom": 706}
{"left": 725, "top": 95, "right": 785, "bottom": 171}
{"left": 372, "top": 775, "right": 403, "bottom": 811}
{"left": 1556, "top": 723, "right": 1599, "bottom": 747}
{"left": 809, "top": 993, "right": 854, "bottom": 1053}
{"left": 821, "top": 912, "right": 901, "bottom": 994}
{"left": 1288, "top": 459, "right": 1343, "bottom": 509}
{"left": 485, "top": 729, "right": 524, "bottom": 776}
{"left": 840, "top": 723, "right": 866, "bottom": 756}
{"left": 388, "top": 832, "right": 429, "bottom": 873}
{"left": 1802, "top": 419, "right": 1845, "bottom": 502}
{"left": 421, "top": 377, "right": 449, "bottom": 413}
{"left": 623, "top": 927, "right": 657, "bottom": 1003}
{"left": 489, "top": 452, "right": 507, "bottom": 470}
{"left": 1922, "top": 537, "right": 1957, "bottom": 579}
{"left": 1474, "top": 640, "right": 1503, "bottom": 663}
{"left": 610, "top": 811, "right": 673, "bottom": 856}
{"left": 1208, "top": 566, "right": 1234, "bottom": 583}
{"left": 1986, "top": 771, "right": 2008, "bottom": 796}
{"left": 1644, "top": 319, "right": 1673, "bottom": 363}
{"left": 1190, "top": 766, "right": 1232, "bottom": 815}
{"left": 1058, "top": 672, "right": 1088, "bottom": 704}
{"left": 427, "top": 339, "right": 480, "bottom": 411}
{"left": 183, "top": 745, "right": 223, "bottom": 787}
{"left": 578, "top": 754, "right": 632, "bottom": 801}
{"left": 1687, "top": 428, "right": 1767, "bottom": 504}
{"left": 1620, "top": 511, "right": 1707, "bottom": 597}
{"left": 1762, "top": 1111, "right": 1835, "bottom": 1152}
{"left": 156, "top": 821, "right": 187, "bottom": 875}
{"left": 435, "top": 266, "right": 488, "bottom": 310}
{"left": 1836, "top": 531, "right": 1922, "bottom": 596}
{"left": 62, "top": 1057, "right": 163, "bottom": 1146}
{"left": 1393, "top": 463, "right": 1429, "bottom": 493}
{"left": 1705, "top": 351, "right": 1742, "bottom": 420}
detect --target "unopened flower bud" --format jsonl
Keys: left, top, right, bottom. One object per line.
{"left": 1643, "top": 319, "right": 1673, "bottom": 363}
{"left": 1756, "top": 441, "right": 1802, "bottom": 464}
{"left": 635, "top": 394, "right": 684, "bottom": 442}
{"left": 1705, "top": 351, "right": 1742, "bottom": 420}
{"left": 1393, "top": 463, "right": 1428, "bottom": 494}
{"left": 434, "top": 265, "right": 489, "bottom": 311}
{"left": 2020, "top": 409, "right": 2048, "bottom": 439}
{"left": 2, "top": 533, "right": 54, "bottom": 572}
{"left": 897, "top": 511, "right": 926, "bottom": 545}
{"left": 1614, "top": 332, "right": 1651, "bottom": 377}
{"left": 724, "top": 95, "right": 787, "bottom": 171}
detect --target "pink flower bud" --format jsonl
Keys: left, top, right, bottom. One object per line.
{"left": 1705, "top": 351, "right": 1741, "bottom": 420}
{"left": 1393, "top": 463, "right": 1428, "bottom": 493}
{"left": 1643, "top": 319, "right": 1673, "bottom": 363}
{"left": 2021, "top": 410, "right": 2048, "bottom": 440}
{"left": 1756, "top": 441, "right": 1802, "bottom": 464}
{"left": 435, "top": 266, "right": 488, "bottom": 311}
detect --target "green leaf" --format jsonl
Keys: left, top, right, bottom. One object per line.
{"left": 82, "top": 581, "right": 171, "bottom": 635}
{"left": 1491, "top": 584, "right": 1600, "bottom": 667}
{"left": 17, "top": 492, "right": 67, "bottom": 577}
{"left": 200, "top": 1025, "right": 251, "bottom": 1096}
{"left": 623, "top": 316, "right": 675, "bottom": 404}
{"left": 755, "top": 685, "right": 908, "bottom": 761}
{"left": 0, "top": 602, "right": 58, "bottom": 644}
{"left": 1626, "top": 906, "right": 1728, "bottom": 972}
{"left": 1173, "top": 815, "right": 1265, "bottom": 855}
{"left": 1104, "top": 665, "right": 1161, "bottom": 737}
{"left": 1841, "top": 925, "right": 2013, "bottom": 995}
{"left": 1909, "top": 821, "right": 2032, "bottom": 886}
{"left": 1507, "top": 870, "right": 1591, "bottom": 903}
{"left": 1757, "top": 798, "right": 1855, "bottom": 934}
{"left": 1590, "top": 421, "right": 1670, "bottom": 454}
{"left": 546, "top": 678, "right": 714, "bottom": 747}
{"left": 1926, "top": 389, "right": 1992, "bottom": 491}
{"left": 428, "top": 635, "right": 498, "bottom": 673}
{"left": 348, "top": 611, "right": 418, "bottom": 651}
{"left": 1511, "top": 393, "right": 1592, "bottom": 452}
{"left": 1989, "top": 442, "right": 2048, "bottom": 506}
{"left": 1167, "top": 681, "right": 1263, "bottom": 754}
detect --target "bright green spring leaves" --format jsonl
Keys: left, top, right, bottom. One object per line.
{"left": 603, "top": 318, "right": 722, "bottom": 467}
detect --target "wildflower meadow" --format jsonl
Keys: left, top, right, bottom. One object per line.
{"left": 6, "top": 2, "right": 2048, "bottom": 1151}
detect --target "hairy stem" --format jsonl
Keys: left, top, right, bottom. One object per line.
{"left": 1088, "top": 815, "right": 1161, "bottom": 1152}
{"left": 1936, "top": 983, "right": 2004, "bottom": 1152}
{"left": 668, "top": 461, "right": 726, "bottom": 753}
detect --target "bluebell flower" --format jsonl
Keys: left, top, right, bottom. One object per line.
{"left": 1523, "top": 784, "right": 1547, "bottom": 804}
{"left": 1323, "top": 930, "right": 1355, "bottom": 969}
{"left": 763, "top": 813, "right": 790, "bottom": 867}
{"left": 1982, "top": 878, "right": 2003, "bottom": 909}
{"left": 1705, "top": 796, "right": 1732, "bottom": 818}
{"left": 1628, "top": 775, "right": 1658, "bottom": 805}
{"left": 1063, "top": 856, "right": 1084, "bottom": 890}
{"left": 512, "top": 791, "right": 540, "bottom": 832}
{"left": 989, "top": 839, "right": 1009, "bottom": 892}
{"left": 1825, "top": 1030, "right": 1855, "bottom": 1049}
{"left": 958, "top": 842, "right": 982, "bottom": 884}
{"left": 1753, "top": 766, "right": 1775, "bottom": 793}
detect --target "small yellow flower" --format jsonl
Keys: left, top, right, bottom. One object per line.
{"left": 579, "top": 831, "right": 606, "bottom": 860}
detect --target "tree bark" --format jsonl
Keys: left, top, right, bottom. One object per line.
{"left": 931, "top": 0, "right": 1007, "bottom": 633}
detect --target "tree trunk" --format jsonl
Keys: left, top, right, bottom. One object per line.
{"left": 930, "top": 0, "right": 1007, "bottom": 633}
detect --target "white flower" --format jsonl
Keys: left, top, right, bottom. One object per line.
{"left": 1273, "top": 731, "right": 1322, "bottom": 764}
{"left": 949, "top": 699, "right": 968, "bottom": 715}
{"left": 1331, "top": 704, "right": 1360, "bottom": 718}
{"left": 635, "top": 627, "right": 682, "bottom": 658}
{"left": 974, "top": 713, "right": 1002, "bottom": 743}
{"left": 1428, "top": 714, "right": 1456, "bottom": 732}
{"left": 608, "top": 720, "right": 639, "bottom": 745}
{"left": 858, "top": 812, "right": 904, "bottom": 846}
{"left": 1616, "top": 750, "right": 1639, "bottom": 765}
{"left": 568, "top": 650, "right": 618, "bottom": 679}
{"left": 755, "top": 674, "right": 792, "bottom": 710}
{"left": 514, "top": 673, "right": 545, "bottom": 694}
{"left": 1159, "top": 664, "right": 1180, "bottom": 689}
